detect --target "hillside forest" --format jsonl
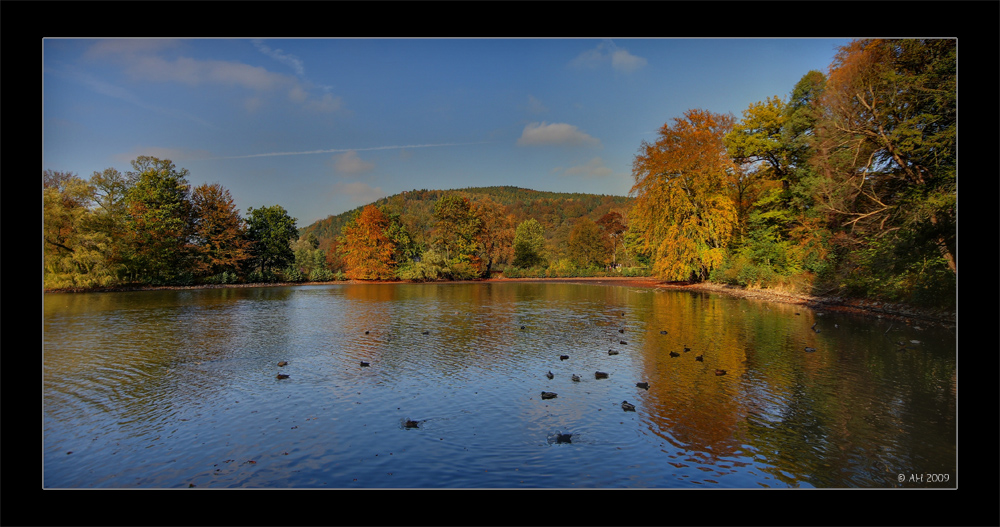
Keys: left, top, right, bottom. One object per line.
{"left": 44, "top": 39, "right": 955, "bottom": 309}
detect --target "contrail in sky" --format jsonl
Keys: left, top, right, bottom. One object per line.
{"left": 211, "top": 142, "right": 490, "bottom": 160}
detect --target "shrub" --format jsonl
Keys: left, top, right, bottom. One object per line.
{"left": 309, "top": 267, "right": 334, "bottom": 282}
{"left": 282, "top": 267, "right": 305, "bottom": 283}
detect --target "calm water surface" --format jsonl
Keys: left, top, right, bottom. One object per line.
{"left": 43, "top": 283, "right": 957, "bottom": 488}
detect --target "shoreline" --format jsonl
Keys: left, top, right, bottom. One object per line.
{"left": 44, "top": 276, "right": 956, "bottom": 328}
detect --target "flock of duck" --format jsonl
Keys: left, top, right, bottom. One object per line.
{"left": 534, "top": 313, "right": 728, "bottom": 422}
{"left": 271, "top": 315, "right": 731, "bottom": 436}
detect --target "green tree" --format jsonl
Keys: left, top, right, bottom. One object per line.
{"left": 431, "top": 194, "right": 482, "bottom": 266}
{"left": 89, "top": 167, "right": 137, "bottom": 280}
{"left": 568, "top": 218, "right": 610, "bottom": 268}
{"left": 121, "top": 156, "right": 196, "bottom": 284}
{"left": 512, "top": 218, "right": 546, "bottom": 268}
{"left": 815, "top": 38, "right": 956, "bottom": 273}
{"left": 245, "top": 204, "right": 299, "bottom": 278}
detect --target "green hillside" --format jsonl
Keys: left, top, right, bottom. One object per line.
{"left": 300, "top": 186, "right": 634, "bottom": 261}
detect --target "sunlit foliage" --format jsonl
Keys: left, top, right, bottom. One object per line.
{"left": 340, "top": 204, "right": 398, "bottom": 281}
{"left": 630, "top": 109, "right": 738, "bottom": 281}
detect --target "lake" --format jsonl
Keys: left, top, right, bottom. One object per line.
{"left": 42, "top": 282, "right": 957, "bottom": 488}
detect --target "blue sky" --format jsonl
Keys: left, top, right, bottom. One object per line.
{"left": 43, "top": 38, "right": 852, "bottom": 227}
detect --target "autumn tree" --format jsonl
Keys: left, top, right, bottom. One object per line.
{"left": 121, "top": 156, "right": 197, "bottom": 284}
{"left": 568, "top": 218, "right": 611, "bottom": 268}
{"left": 596, "top": 211, "right": 626, "bottom": 266}
{"left": 431, "top": 194, "right": 482, "bottom": 267}
{"left": 471, "top": 196, "right": 515, "bottom": 276}
{"left": 191, "top": 183, "right": 252, "bottom": 278}
{"left": 630, "top": 109, "right": 738, "bottom": 281}
{"left": 814, "top": 38, "right": 956, "bottom": 274}
{"left": 43, "top": 170, "right": 118, "bottom": 288}
{"left": 511, "top": 218, "right": 546, "bottom": 268}
{"left": 339, "top": 204, "right": 397, "bottom": 280}
{"left": 245, "top": 204, "right": 299, "bottom": 279}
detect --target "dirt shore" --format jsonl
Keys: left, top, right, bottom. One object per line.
{"left": 45, "top": 276, "right": 956, "bottom": 328}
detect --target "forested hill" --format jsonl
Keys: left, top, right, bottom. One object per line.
{"left": 300, "top": 186, "right": 634, "bottom": 252}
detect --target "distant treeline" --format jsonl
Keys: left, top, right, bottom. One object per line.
{"left": 44, "top": 39, "right": 955, "bottom": 310}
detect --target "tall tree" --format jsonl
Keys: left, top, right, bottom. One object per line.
{"left": 191, "top": 183, "right": 252, "bottom": 278}
{"left": 245, "top": 204, "right": 299, "bottom": 277}
{"left": 43, "top": 171, "right": 113, "bottom": 287}
{"left": 511, "top": 218, "right": 546, "bottom": 268}
{"left": 88, "top": 167, "right": 137, "bottom": 279}
{"left": 431, "top": 194, "right": 482, "bottom": 266}
{"left": 121, "top": 156, "right": 196, "bottom": 284}
{"left": 815, "top": 38, "right": 956, "bottom": 272}
{"left": 630, "top": 109, "right": 739, "bottom": 281}
{"left": 568, "top": 218, "right": 611, "bottom": 268}
{"left": 471, "top": 197, "right": 514, "bottom": 276}
{"left": 596, "top": 211, "right": 626, "bottom": 266}
{"left": 340, "top": 204, "right": 397, "bottom": 280}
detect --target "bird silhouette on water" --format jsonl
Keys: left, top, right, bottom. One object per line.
{"left": 621, "top": 401, "right": 636, "bottom": 412}
{"left": 595, "top": 371, "right": 609, "bottom": 379}
{"left": 546, "top": 371, "right": 554, "bottom": 379}
{"left": 636, "top": 382, "right": 649, "bottom": 390}
{"left": 541, "top": 391, "right": 558, "bottom": 400}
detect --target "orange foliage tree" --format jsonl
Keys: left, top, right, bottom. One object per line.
{"left": 630, "top": 109, "right": 738, "bottom": 281}
{"left": 190, "top": 183, "right": 252, "bottom": 277}
{"left": 340, "top": 204, "right": 397, "bottom": 280}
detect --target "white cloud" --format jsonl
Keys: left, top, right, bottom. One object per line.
{"left": 252, "top": 39, "right": 305, "bottom": 76}
{"left": 611, "top": 48, "right": 648, "bottom": 73}
{"left": 333, "top": 181, "right": 385, "bottom": 204}
{"left": 570, "top": 40, "right": 647, "bottom": 73}
{"left": 559, "top": 157, "right": 616, "bottom": 178}
{"left": 334, "top": 150, "right": 375, "bottom": 174}
{"left": 86, "top": 41, "right": 342, "bottom": 114}
{"left": 517, "top": 122, "right": 600, "bottom": 147}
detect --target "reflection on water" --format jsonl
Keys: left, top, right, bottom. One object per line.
{"left": 43, "top": 283, "right": 956, "bottom": 488}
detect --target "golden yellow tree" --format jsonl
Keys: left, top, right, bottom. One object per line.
{"left": 630, "top": 109, "right": 738, "bottom": 281}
